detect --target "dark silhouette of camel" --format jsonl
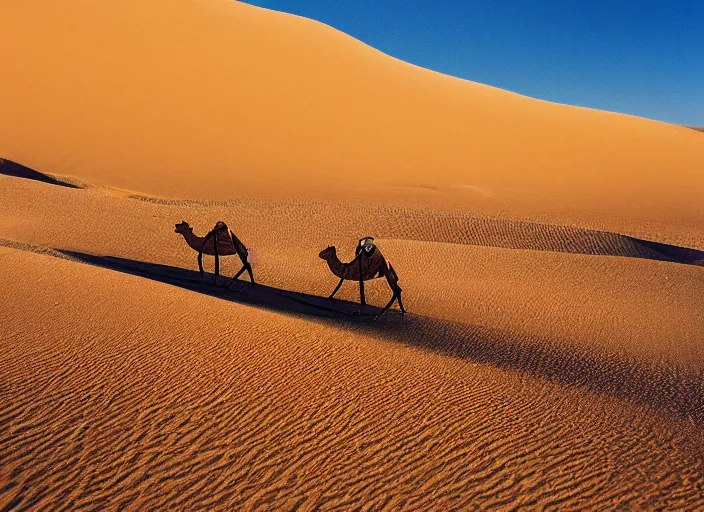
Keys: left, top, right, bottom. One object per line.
{"left": 319, "top": 237, "right": 405, "bottom": 320}
{"left": 175, "top": 221, "right": 255, "bottom": 288}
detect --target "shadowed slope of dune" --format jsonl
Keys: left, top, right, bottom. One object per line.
{"left": 0, "top": 158, "right": 81, "bottom": 189}
{"left": 1, "top": 0, "right": 703, "bottom": 237}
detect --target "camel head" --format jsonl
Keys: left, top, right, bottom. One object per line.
{"left": 174, "top": 221, "right": 192, "bottom": 234}
{"left": 318, "top": 246, "right": 336, "bottom": 260}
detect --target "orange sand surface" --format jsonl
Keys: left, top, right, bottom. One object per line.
{"left": 2, "top": 0, "right": 704, "bottom": 509}
{"left": 2, "top": 0, "right": 704, "bottom": 243}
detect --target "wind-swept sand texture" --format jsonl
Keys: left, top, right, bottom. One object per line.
{"left": 2, "top": 244, "right": 704, "bottom": 511}
{"left": 2, "top": 0, "right": 704, "bottom": 509}
{"left": 2, "top": 167, "right": 704, "bottom": 510}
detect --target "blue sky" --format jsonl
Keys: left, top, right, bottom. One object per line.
{"left": 242, "top": 0, "right": 704, "bottom": 126}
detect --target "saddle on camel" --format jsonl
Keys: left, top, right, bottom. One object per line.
{"left": 175, "top": 221, "right": 255, "bottom": 289}
{"left": 319, "top": 237, "right": 406, "bottom": 320}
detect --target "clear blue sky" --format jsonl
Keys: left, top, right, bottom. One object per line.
{"left": 242, "top": 0, "right": 703, "bottom": 126}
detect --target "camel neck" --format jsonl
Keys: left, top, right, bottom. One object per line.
{"left": 324, "top": 250, "right": 346, "bottom": 278}
{"left": 180, "top": 230, "right": 204, "bottom": 251}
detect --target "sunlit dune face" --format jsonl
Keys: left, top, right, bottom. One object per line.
{"left": 0, "top": 0, "right": 702, "bottom": 235}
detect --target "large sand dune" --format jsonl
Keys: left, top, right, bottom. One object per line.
{"left": 2, "top": 0, "right": 704, "bottom": 509}
{"left": 2, "top": 165, "right": 704, "bottom": 509}
{"left": 2, "top": 0, "right": 704, "bottom": 239}
{"left": 2, "top": 244, "right": 704, "bottom": 510}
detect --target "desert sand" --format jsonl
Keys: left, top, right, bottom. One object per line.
{"left": 1, "top": 0, "right": 704, "bottom": 509}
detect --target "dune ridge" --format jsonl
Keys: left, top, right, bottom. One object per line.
{"left": 4, "top": 161, "right": 704, "bottom": 265}
{"left": 127, "top": 193, "right": 704, "bottom": 265}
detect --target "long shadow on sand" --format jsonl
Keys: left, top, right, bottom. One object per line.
{"left": 58, "top": 250, "right": 396, "bottom": 321}
{"left": 0, "top": 158, "right": 81, "bottom": 189}
{"left": 57, "top": 250, "right": 704, "bottom": 426}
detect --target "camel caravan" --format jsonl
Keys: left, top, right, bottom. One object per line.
{"left": 175, "top": 221, "right": 405, "bottom": 321}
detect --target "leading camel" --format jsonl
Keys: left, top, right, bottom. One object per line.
{"left": 175, "top": 221, "right": 255, "bottom": 288}
{"left": 319, "top": 237, "right": 406, "bottom": 320}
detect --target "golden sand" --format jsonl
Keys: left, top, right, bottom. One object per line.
{"left": 1, "top": 0, "right": 703, "bottom": 509}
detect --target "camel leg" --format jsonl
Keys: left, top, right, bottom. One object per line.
{"left": 358, "top": 277, "right": 366, "bottom": 311}
{"left": 396, "top": 289, "right": 407, "bottom": 316}
{"left": 245, "top": 263, "right": 256, "bottom": 288}
{"left": 374, "top": 286, "right": 405, "bottom": 322}
{"left": 213, "top": 241, "right": 220, "bottom": 286}
{"left": 199, "top": 229, "right": 215, "bottom": 283}
{"left": 374, "top": 292, "right": 398, "bottom": 321}
{"left": 356, "top": 253, "right": 368, "bottom": 314}
{"left": 228, "top": 263, "right": 255, "bottom": 289}
{"left": 328, "top": 277, "right": 344, "bottom": 300}
{"left": 227, "top": 264, "right": 248, "bottom": 289}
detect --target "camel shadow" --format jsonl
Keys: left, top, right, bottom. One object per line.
{"left": 57, "top": 249, "right": 704, "bottom": 427}
{"left": 57, "top": 250, "right": 396, "bottom": 322}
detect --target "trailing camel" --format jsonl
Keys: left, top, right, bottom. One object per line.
{"left": 175, "top": 221, "right": 255, "bottom": 288}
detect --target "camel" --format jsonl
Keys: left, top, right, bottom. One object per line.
{"left": 174, "top": 221, "right": 255, "bottom": 288}
{"left": 319, "top": 237, "right": 406, "bottom": 320}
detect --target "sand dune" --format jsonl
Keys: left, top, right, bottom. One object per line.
{"left": 2, "top": 246, "right": 704, "bottom": 510}
{"left": 2, "top": 0, "right": 704, "bottom": 509}
{"left": 2, "top": 173, "right": 703, "bottom": 370}
{"left": 2, "top": 170, "right": 704, "bottom": 508}
{"left": 2, "top": 0, "right": 704, "bottom": 239}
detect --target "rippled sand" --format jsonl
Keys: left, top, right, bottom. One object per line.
{"left": 1, "top": 0, "right": 704, "bottom": 509}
